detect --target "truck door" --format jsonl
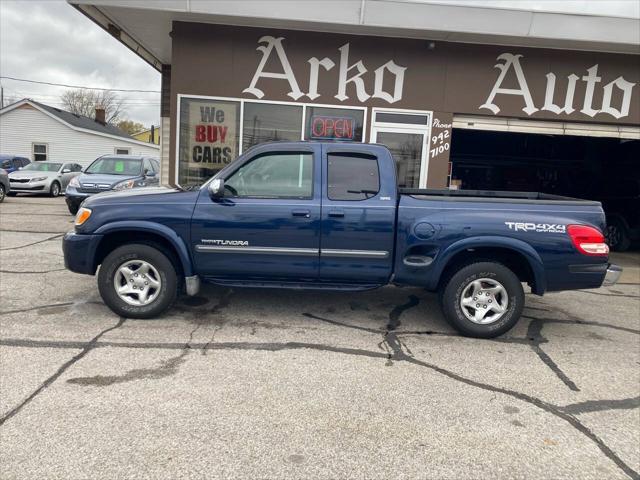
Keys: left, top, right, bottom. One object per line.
{"left": 319, "top": 145, "right": 397, "bottom": 285}
{"left": 191, "top": 144, "right": 321, "bottom": 281}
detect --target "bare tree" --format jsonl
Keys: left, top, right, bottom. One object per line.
{"left": 60, "top": 89, "right": 125, "bottom": 124}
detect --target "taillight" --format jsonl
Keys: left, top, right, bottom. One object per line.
{"left": 567, "top": 224, "right": 609, "bottom": 256}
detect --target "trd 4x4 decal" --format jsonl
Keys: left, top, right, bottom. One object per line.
{"left": 505, "top": 222, "right": 566, "bottom": 233}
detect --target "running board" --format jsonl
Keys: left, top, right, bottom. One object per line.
{"left": 203, "top": 278, "right": 382, "bottom": 291}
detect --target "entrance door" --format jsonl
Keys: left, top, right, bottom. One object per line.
{"left": 371, "top": 110, "right": 432, "bottom": 188}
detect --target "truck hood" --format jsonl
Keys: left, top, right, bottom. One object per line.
{"left": 83, "top": 186, "right": 193, "bottom": 206}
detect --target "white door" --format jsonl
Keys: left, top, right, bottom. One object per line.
{"left": 371, "top": 109, "right": 432, "bottom": 188}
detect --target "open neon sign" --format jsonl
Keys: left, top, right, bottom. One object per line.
{"left": 310, "top": 116, "right": 355, "bottom": 140}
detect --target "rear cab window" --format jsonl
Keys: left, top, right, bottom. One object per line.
{"left": 327, "top": 152, "right": 380, "bottom": 201}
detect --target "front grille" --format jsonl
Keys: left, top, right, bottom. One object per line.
{"left": 79, "top": 183, "right": 112, "bottom": 193}
{"left": 12, "top": 185, "right": 44, "bottom": 190}
{"left": 10, "top": 178, "right": 29, "bottom": 183}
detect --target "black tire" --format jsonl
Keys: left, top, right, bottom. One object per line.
{"left": 440, "top": 262, "right": 524, "bottom": 338}
{"left": 67, "top": 202, "right": 80, "bottom": 215}
{"left": 49, "top": 181, "right": 61, "bottom": 197}
{"left": 0, "top": 184, "right": 5, "bottom": 203}
{"left": 606, "top": 217, "right": 631, "bottom": 252}
{"left": 98, "top": 244, "right": 178, "bottom": 319}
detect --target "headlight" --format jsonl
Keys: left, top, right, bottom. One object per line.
{"left": 68, "top": 176, "right": 80, "bottom": 188}
{"left": 75, "top": 207, "right": 92, "bottom": 226}
{"left": 113, "top": 179, "right": 135, "bottom": 190}
{"left": 31, "top": 176, "right": 47, "bottom": 182}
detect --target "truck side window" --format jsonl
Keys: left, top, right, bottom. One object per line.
{"left": 327, "top": 153, "right": 380, "bottom": 201}
{"left": 225, "top": 152, "right": 313, "bottom": 199}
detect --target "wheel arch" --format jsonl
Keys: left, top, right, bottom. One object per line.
{"left": 434, "top": 236, "right": 546, "bottom": 295}
{"left": 93, "top": 221, "right": 194, "bottom": 277}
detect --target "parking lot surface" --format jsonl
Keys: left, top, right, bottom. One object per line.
{"left": 1, "top": 195, "right": 639, "bottom": 479}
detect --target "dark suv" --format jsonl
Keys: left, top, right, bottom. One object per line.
{"left": 65, "top": 155, "right": 160, "bottom": 214}
{"left": 0, "top": 155, "right": 30, "bottom": 174}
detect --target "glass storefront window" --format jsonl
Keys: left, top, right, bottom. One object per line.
{"left": 178, "top": 97, "right": 240, "bottom": 187}
{"left": 304, "top": 106, "right": 364, "bottom": 142}
{"left": 242, "top": 103, "right": 303, "bottom": 151}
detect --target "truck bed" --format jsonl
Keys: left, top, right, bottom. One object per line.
{"left": 399, "top": 188, "right": 602, "bottom": 206}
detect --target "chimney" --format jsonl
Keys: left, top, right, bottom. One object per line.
{"left": 95, "top": 107, "right": 106, "bottom": 124}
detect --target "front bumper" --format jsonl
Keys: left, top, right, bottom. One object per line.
{"left": 8, "top": 180, "right": 47, "bottom": 192}
{"left": 65, "top": 188, "right": 93, "bottom": 206}
{"left": 62, "top": 231, "right": 103, "bottom": 275}
{"left": 603, "top": 264, "right": 623, "bottom": 286}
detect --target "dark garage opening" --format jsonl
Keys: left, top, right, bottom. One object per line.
{"left": 449, "top": 129, "right": 640, "bottom": 251}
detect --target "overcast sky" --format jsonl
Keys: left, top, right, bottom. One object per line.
{"left": 1, "top": 0, "right": 638, "bottom": 128}
{"left": 0, "top": 0, "right": 161, "bottom": 126}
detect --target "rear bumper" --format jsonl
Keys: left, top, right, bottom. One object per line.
{"left": 62, "top": 231, "right": 103, "bottom": 275}
{"left": 603, "top": 264, "right": 623, "bottom": 286}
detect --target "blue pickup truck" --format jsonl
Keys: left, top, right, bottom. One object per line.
{"left": 62, "top": 142, "right": 621, "bottom": 338}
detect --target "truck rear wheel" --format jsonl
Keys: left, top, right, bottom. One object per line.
{"left": 440, "top": 262, "right": 524, "bottom": 338}
{"left": 98, "top": 244, "right": 177, "bottom": 319}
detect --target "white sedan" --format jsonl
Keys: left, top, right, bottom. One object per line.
{"left": 8, "top": 162, "right": 83, "bottom": 197}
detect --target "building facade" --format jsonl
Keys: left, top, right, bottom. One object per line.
{"left": 0, "top": 99, "right": 160, "bottom": 167}
{"left": 70, "top": 1, "right": 639, "bottom": 245}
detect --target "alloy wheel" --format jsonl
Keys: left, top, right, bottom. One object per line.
{"left": 459, "top": 277, "right": 509, "bottom": 325}
{"left": 113, "top": 259, "right": 162, "bottom": 306}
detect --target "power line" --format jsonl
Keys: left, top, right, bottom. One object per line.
{"left": 0, "top": 76, "right": 160, "bottom": 93}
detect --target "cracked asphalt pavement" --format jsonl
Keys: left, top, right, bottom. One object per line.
{"left": 1, "top": 196, "right": 639, "bottom": 479}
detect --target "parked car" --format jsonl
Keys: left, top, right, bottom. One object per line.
{"left": 0, "top": 168, "right": 9, "bottom": 202}
{"left": 0, "top": 155, "right": 30, "bottom": 174}
{"left": 63, "top": 142, "right": 621, "bottom": 339}
{"left": 8, "top": 162, "right": 82, "bottom": 197}
{"left": 65, "top": 155, "right": 160, "bottom": 214}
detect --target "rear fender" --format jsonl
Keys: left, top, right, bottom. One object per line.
{"left": 433, "top": 236, "right": 546, "bottom": 294}
{"left": 94, "top": 221, "right": 194, "bottom": 277}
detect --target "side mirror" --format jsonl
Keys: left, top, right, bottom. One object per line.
{"left": 208, "top": 178, "right": 225, "bottom": 199}
{"left": 62, "top": 168, "right": 71, "bottom": 174}
{"left": 145, "top": 170, "right": 156, "bottom": 178}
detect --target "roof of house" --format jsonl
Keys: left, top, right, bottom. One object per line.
{"left": 29, "top": 100, "right": 133, "bottom": 139}
{"left": 0, "top": 99, "right": 159, "bottom": 149}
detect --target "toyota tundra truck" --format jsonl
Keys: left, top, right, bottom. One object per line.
{"left": 62, "top": 142, "right": 621, "bottom": 338}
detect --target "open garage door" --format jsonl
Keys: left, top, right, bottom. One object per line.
{"left": 450, "top": 115, "right": 640, "bottom": 251}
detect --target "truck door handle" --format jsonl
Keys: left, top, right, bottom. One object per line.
{"left": 328, "top": 210, "right": 345, "bottom": 218}
{"left": 291, "top": 209, "right": 311, "bottom": 218}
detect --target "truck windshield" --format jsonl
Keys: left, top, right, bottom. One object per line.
{"left": 22, "top": 163, "right": 62, "bottom": 172}
{"left": 85, "top": 158, "right": 142, "bottom": 175}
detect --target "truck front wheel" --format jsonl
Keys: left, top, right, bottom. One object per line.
{"left": 98, "top": 244, "right": 178, "bottom": 319}
{"left": 441, "top": 262, "right": 524, "bottom": 338}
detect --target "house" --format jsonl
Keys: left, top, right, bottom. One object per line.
{"left": 132, "top": 125, "right": 160, "bottom": 145}
{"left": 0, "top": 99, "right": 160, "bottom": 167}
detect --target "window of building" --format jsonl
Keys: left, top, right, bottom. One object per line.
{"left": 115, "top": 147, "right": 131, "bottom": 155}
{"left": 225, "top": 152, "right": 313, "bottom": 199}
{"left": 178, "top": 96, "right": 240, "bottom": 187}
{"left": 305, "top": 106, "right": 364, "bottom": 142}
{"left": 327, "top": 152, "right": 380, "bottom": 201}
{"left": 242, "top": 102, "right": 303, "bottom": 151}
{"left": 32, "top": 143, "right": 48, "bottom": 161}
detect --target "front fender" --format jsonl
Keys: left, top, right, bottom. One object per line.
{"left": 432, "top": 236, "right": 546, "bottom": 294}
{"left": 93, "top": 221, "right": 194, "bottom": 277}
